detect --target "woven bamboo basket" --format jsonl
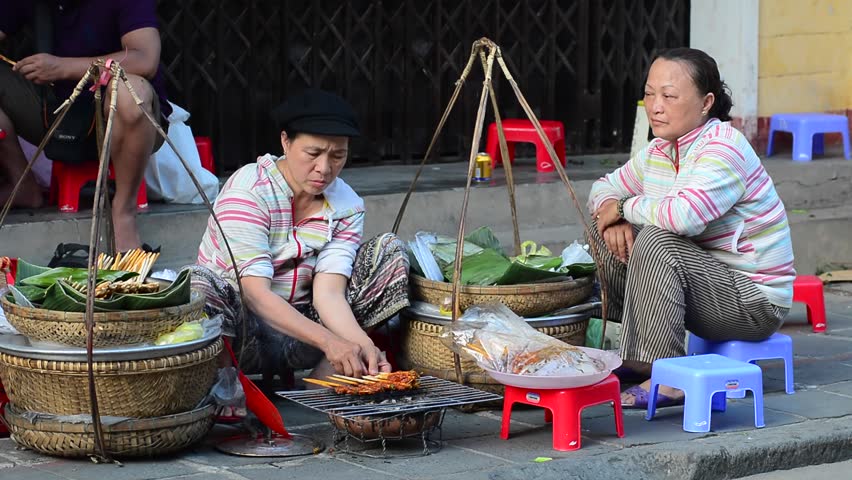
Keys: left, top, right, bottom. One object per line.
{"left": 0, "top": 339, "right": 222, "bottom": 418}
{"left": 0, "top": 290, "right": 205, "bottom": 347}
{"left": 2, "top": 403, "right": 215, "bottom": 458}
{"left": 409, "top": 274, "right": 594, "bottom": 318}
{"left": 400, "top": 315, "right": 588, "bottom": 395}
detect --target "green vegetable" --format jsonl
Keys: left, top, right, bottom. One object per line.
{"left": 465, "top": 226, "right": 503, "bottom": 251}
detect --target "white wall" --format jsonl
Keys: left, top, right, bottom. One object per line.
{"left": 690, "top": 0, "right": 760, "bottom": 143}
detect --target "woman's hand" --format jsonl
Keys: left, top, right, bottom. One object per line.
{"left": 595, "top": 199, "right": 622, "bottom": 234}
{"left": 603, "top": 221, "right": 635, "bottom": 263}
{"left": 321, "top": 335, "right": 368, "bottom": 377}
{"left": 358, "top": 342, "right": 392, "bottom": 375}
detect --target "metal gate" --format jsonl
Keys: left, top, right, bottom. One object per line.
{"left": 5, "top": 0, "right": 690, "bottom": 173}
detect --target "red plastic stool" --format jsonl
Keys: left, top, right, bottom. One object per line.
{"left": 49, "top": 160, "right": 148, "bottom": 213}
{"left": 793, "top": 275, "right": 827, "bottom": 333}
{"left": 500, "top": 373, "right": 624, "bottom": 451}
{"left": 485, "top": 119, "right": 566, "bottom": 173}
{"left": 194, "top": 136, "right": 216, "bottom": 174}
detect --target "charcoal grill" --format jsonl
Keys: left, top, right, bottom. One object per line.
{"left": 277, "top": 376, "right": 502, "bottom": 456}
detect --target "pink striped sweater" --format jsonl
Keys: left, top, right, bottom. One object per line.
{"left": 197, "top": 154, "right": 365, "bottom": 306}
{"left": 589, "top": 119, "right": 795, "bottom": 308}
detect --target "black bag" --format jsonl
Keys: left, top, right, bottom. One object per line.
{"left": 42, "top": 95, "right": 99, "bottom": 165}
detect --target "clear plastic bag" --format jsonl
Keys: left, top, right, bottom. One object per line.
{"left": 440, "top": 303, "right": 607, "bottom": 376}
{"left": 210, "top": 366, "right": 246, "bottom": 408}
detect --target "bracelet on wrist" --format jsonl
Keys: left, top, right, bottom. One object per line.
{"left": 617, "top": 197, "right": 628, "bottom": 219}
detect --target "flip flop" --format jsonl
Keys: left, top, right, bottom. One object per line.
{"left": 214, "top": 405, "right": 247, "bottom": 425}
{"left": 621, "top": 385, "right": 684, "bottom": 409}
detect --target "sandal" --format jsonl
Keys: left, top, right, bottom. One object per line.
{"left": 621, "top": 385, "right": 684, "bottom": 409}
{"left": 215, "top": 405, "right": 248, "bottom": 425}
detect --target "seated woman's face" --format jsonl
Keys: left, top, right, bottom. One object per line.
{"left": 281, "top": 132, "right": 349, "bottom": 196}
{"left": 643, "top": 58, "right": 713, "bottom": 142}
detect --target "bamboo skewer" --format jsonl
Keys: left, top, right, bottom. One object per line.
{"left": 303, "top": 378, "right": 344, "bottom": 388}
{"left": 330, "top": 374, "right": 375, "bottom": 384}
{"left": 0, "top": 53, "right": 16, "bottom": 67}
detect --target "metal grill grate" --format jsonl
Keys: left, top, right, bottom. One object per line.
{"left": 277, "top": 376, "right": 502, "bottom": 420}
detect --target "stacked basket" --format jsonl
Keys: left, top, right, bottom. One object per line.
{"left": 0, "top": 288, "right": 221, "bottom": 458}
{"left": 401, "top": 274, "right": 595, "bottom": 394}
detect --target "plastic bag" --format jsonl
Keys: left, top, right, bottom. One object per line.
{"left": 145, "top": 102, "right": 219, "bottom": 204}
{"left": 210, "top": 366, "right": 246, "bottom": 408}
{"left": 155, "top": 321, "right": 204, "bottom": 345}
{"left": 440, "top": 303, "right": 607, "bottom": 376}
{"left": 560, "top": 240, "right": 594, "bottom": 269}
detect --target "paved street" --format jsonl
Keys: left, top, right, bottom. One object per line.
{"left": 2, "top": 284, "right": 852, "bottom": 479}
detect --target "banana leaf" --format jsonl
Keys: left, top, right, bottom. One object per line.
{"left": 560, "top": 262, "right": 597, "bottom": 277}
{"left": 15, "top": 259, "right": 51, "bottom": 282}
{"left": 20, "top": 267, "right": 136, "bottom": 288}
{"left": 117, "top": 269, "right": 191, "bottom": 309}
{"left": 12, "top": 285, "right": 47, "bottom": 303}
{"left": 493, "top": 260, "right": 568, "bottom": 285}
{"left": 442, "top": 248, "right": 511, "bottom": 285}
{"left": 430, "top": 237, "right": 484, "bottom": 269}
{"left": 465, "top": 226, "right": 503, "bottom": 251}
{"left": 40, "top": 281, "right": 124, "bottom": 312}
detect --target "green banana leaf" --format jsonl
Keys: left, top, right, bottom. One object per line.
{"left": 36, "top": 269, "right": 191, "bottom": 312}
{"left": 431, "top": 238, "right": 484, "bottom": 269}
{"left": 465, "top": 226, "right": 503, "bottom": 251}
{"left": 117, "top": 269, "right": 191, "bottom": 310}
{"left": 15, "top": 259, "right": 51, "bottom": 282}
{"left": 560, "top": 262, "right": 597, "bottom": 277}
{"left": 40, "top": 281, "right": 124, "bottom": 312}
{"left": 13, "top": 285, "right": 47, "bottom": 303}
{"left": 20, "top": 267, "right": 136, "bottom": 288}
{"left": 494, "top": 261, "right": 570, "bottom": 285}
{"left": 442, "top": 248, "right": 511, "bottom": 285}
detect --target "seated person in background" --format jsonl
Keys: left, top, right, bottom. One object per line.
{"left": 0, "top": 0, "right": 171, "bottom": 252}
{"left": 588, "top": 48, "right": 795, "bottom": 408}
{"left": 191, "top": 89, "right": 410, "bottom": 388}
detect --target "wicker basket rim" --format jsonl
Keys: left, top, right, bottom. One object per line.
{"left": 0, "top": 339, "right": 223, "bottom": 373}
{"left": 410, "top": 273, "right": 593, "bottom": 294}
{"left": 3, "top": 403, "right": 215, "bottom": 433}
{"left": 0, "top": 289, "right": 205, "bottom": 322}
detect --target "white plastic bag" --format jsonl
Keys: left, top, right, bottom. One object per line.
{"left": 145, "top": 102, "right": 219, "bottom": 204}
{"left": 560, "top": 240, "right": 594, "bottom": 269}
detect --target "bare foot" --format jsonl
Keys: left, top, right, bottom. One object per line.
{"left": 112, "top": 207, "right": 141, "bottom": 252}
{"left": 621, "top": 379, "right": 684, "bottom": 406}
{"left": 0, "top": 182, "right": 44, "bottom": 209}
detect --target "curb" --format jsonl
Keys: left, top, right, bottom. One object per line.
{"left": 489, "top": 415, "right": 852, "bottom": 480}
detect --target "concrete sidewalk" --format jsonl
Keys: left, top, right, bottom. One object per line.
{"left": 2, "top": 285, "right": 852, "bottom": 480}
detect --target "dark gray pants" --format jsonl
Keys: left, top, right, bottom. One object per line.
{"left": 590, "top": 222, "right": 787, "bottom": 364}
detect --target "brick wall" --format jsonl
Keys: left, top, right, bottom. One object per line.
{"left": 756, "top": 0, "right": 852, "bottom": 153}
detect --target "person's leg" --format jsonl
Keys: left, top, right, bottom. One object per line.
{"left": 345, "top": 233, "right": 411, "bottom": 329}
{"left": 0, "top": 66, "right": 48, "bottom": 208}
{"left": 102, "top": 74, "right": 160, "bottom": 251}
{"left": 618, "top": 226, "right": 784, "bottom": 405}
{"left": 586, "top": 219, "right": 632, "bottom": 322}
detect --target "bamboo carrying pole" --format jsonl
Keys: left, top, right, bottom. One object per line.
{"left": 392, "top": 38, "right": 611, "bottom": 384}
{"left": 0, "top": 59, "right": 261, "bottom": 462}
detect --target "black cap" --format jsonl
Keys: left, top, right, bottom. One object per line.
{"left": 271, "top": 88, "right": 360, "bottom": 137}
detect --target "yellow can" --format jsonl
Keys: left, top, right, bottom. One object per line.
{"left": 474, "top": 152, "right": 492, "bottom": 181}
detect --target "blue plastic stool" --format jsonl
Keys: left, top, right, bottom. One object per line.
{"left": 646, "top": 354, "right": 765, "bottom": 433}
{"left": 766, "top": 113, "right": 851, "bottom": 162}
{"left": 688, "top": 332, "right": 794, "bottom": 398}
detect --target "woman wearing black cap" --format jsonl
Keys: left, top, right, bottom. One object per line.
{"left": 190, "top": 89, "right": 410, "bottom": 394}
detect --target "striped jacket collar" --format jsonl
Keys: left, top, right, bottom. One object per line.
{"left": 256, "top": 154, "right": 365, "bottom": 221}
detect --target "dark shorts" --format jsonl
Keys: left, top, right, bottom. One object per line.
{"left": 0, "top": 64, "right": 164, "bottom": 162}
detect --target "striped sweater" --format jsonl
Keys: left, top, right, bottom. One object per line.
{"left": 589, "top": 119, "right": 795, "bottom": 308}
{"left": 197, "top": 154, "right": 365, "bottom": 306}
